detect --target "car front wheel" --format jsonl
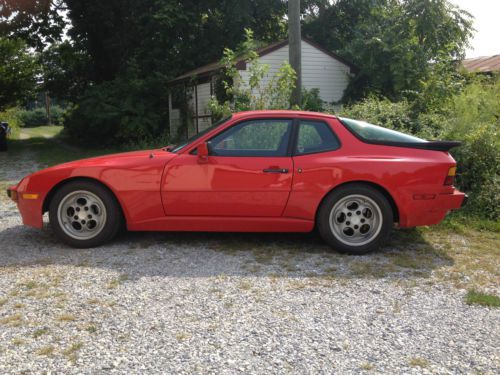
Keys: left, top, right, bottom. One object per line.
{"left": 317, "top": 184, "right": 393, "bottom": 255}
{"left": 49, "top": 180, "right": 123, "bottom": 248}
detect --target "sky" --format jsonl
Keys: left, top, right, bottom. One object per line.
{"left": 450, "top": 0, "right": 500, "bottom": 58}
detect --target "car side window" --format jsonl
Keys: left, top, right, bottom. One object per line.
{"left": 209, "top": 119, "right": 293, "bottom": 157}
{"left": 295, "top": 120, "right": 340, "bottom": 155}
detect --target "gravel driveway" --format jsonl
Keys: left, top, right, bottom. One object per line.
{"left": 0, "top": 147, "right": 498, "bottom": 374}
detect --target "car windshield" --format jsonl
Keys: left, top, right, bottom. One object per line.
{"left": 339, "top": 117, "right": 427, "bottom": 143}
{"left": 168, "top": 116, "right": 232, "bottom": 153}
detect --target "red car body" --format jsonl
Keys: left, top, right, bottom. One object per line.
{"left": 8, "top": 110, "right": 465, "bottom": 234}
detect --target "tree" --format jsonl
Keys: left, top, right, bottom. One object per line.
{"left": 0, "top": 0, "right": 66, "bottom": 51}
{"left": 208, "top": 29, "right": 297, "bottom": 118}
{"left": 0, "top": 37, "right": 39, "bottom": 111}
{"left": 40, "top": 41, "right": 90, "bottom": 101}
{"left": 303, "top": 0, "right": 473, "bottom": 103}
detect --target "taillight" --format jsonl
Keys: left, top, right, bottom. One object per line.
{"left": 444, "top": 166, "right": 457, "bottom": 186}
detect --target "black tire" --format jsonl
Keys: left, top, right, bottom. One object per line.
{"left": 49, "top": 180, "right": 123, "bottom": 248}
{"left": 317, "top": 184, "right": 393, "bottom": 255}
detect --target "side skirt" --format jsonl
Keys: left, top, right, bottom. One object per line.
{"left": 127, "top": 216, "right": 314, "bottom": 233}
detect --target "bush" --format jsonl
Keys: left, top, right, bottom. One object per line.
{"left": 339, "top": 76, "right": 500, "bottom": 221}
{"left": 0, "top": 107, "right": 22, "bottom": 137}
{"left": 64, "top": 73, "right": 168, "bottom": 147}
{"left": 208, "top": 29, "right": 296, "bottom": 119}
{"left": 17, "top": 106, "right": 66, "bottom": 127}
{"left": 339, "top": 96, "right": 418, "bottom": 133}
{"left": 301, "top": 88, "right": 323, "bottom": 112}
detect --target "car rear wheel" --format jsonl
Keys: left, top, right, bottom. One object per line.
{"left": 49, "top": 180, "right": 123, "bottom": 248}
{"left": 317, "top": 184, "right": 393, "bottom": 255}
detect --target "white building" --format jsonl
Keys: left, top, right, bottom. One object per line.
{"left": 167, "top": 37, "right": 357, "bottom": 139}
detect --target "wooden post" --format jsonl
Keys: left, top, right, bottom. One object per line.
{"left": 289, "top": 0, "right": 301, "bottom": 106}
{"left": 45, "top": 91, "right": 52, "bottom": 125}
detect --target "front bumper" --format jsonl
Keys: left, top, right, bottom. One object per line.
{"left": 6, "top": 184, "right": 43, "bottom": 228}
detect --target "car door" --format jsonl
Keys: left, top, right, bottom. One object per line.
{"left": 161, "top": 118, "right": 294, "bottom": 217}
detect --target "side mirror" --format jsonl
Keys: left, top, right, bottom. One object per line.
{"left": 197, "top": 142, "right": 209, "bottom": 163}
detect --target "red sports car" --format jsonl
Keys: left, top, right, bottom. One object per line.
{"left": 7, "top": 110, "right": 466, "bottom": 254}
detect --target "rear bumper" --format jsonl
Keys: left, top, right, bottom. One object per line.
{"left": 400, "top": 189, "right": 466, "bottom": 228}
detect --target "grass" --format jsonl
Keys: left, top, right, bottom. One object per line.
{"left": 20, "top": 125, "right": 63, "bottom": 139}
{"left": 11, "top": 338, "right": 26, "bottom": 346}
{"left": 174, "top": 332, "right": 191, "bottom": 341}
{"left": 0, "top": 313, "right": 24, "bottom": 327}
{"left": 33, "top": 328, "right": 50, "bottom": 338}
{"left": 7, "top": 126, "right": 119, "bottom": 168}
{"left": 62, "top": 342, "right": 83, "bottom": 360}
{"left": 408, "top": 357, "right": 429, "bottom": 368}
{"left": 465, "top": 290, "right": 500, "bottom": 308}
{"left": 107, "top": 273, "right": 129, "bottom": 289}
{"left": 84, "top": 325, "right": 97, "bottom": 334}
{"left": 360, "top": 362, "right": 374, "bottom": 371}
{"left": 37, "top": 345, "right": 55, "bottom": 356}
{"left": 56, "top": 313, "right": 76, "bottom": 322}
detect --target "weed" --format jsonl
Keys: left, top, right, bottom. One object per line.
{"left": 56, "top": 313, "right": 76, "bottom": 322}
{"left": 409, "top": 357, "right": 428, "bottom": 368}
{"left": 37, "top": 345, "right": 55, "bottom": 356}
{"left": 33, "top": 328, "right": 50, "bottom": 339}
{"left": 465, "top": 290, "right": 500, "bottom": 308}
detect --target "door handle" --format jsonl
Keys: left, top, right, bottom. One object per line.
{"left": 263, "top": 168, "right": 289, "bottom": 174}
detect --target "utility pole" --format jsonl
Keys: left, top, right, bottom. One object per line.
{"left": 289, "top": 0, "right": 301, "bottom": 106}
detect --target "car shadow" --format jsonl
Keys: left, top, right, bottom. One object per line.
{"left": 0, "top": 223, "right": 454, "bottom": 282}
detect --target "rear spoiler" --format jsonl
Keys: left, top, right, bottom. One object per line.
{"left": 399, "top": 141, "right": 462, "bottom": 152}
{"left": 356, "top": 140, "right": 462, "bottom": 152}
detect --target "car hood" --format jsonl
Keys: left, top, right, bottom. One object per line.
{"left": 28, "top": 149, "right": 177, "bottom": 177}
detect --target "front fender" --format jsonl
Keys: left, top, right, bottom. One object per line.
{"left": 14, "top": 150, "right": 176, "bottom": 229}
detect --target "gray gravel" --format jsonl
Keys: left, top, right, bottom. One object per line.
{"left": 0, "top": 149, "right": 499, "bottom": 374}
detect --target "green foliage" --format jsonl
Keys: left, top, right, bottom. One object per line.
{"left": 17, "top": 106, "right": 66, "bottom": 127}
{"left": 64, "top": 71, "right": 169, "bottom": 146}
{"left": 301, "top": 88, "right": 323, "bottom": 112}
{"left": 40, "top": 41, "right": 91, "bottom": 102}
{"left": 443, "top": 76, "right": 500, "bottom": 220}
{"left": 0, "top": 107, "right": 22, "bottom": 138}
{"left": 304, "top": 0, "right": 473, "bottom": 103}
{"left": 340, "top": 75, "right": 500, "bottom": 221}
{"left": 0, "top": 0, "right": 66, "bottom": 51}
{"left": 339, "top": 96, "right": 417, "bottom": 133}
{"left": 465, "top": 290, "right": 500, "bottom": 308}
{"left": 209, "top": 29, "right": 296, "bottom": 118}
{"left": 0, "top": 37, "right": 39, "bottom": 111}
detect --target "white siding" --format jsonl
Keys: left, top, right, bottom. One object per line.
{"left": 240, "top": 40, "right": 351, "bottom": 103}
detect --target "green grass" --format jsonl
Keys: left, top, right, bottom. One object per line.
{"left": 7, "top": 127, "right": 119, "bottom": 168}
{"left": 21, "top": 125, "right": 63, "bottom": 139}
{"left": 465, "top": 290, "right": 500, "bottom": 308}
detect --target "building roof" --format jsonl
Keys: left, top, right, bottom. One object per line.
{"left": 462, "top": 55, "right": 500, "bottom": 73}
{"left": 168, "top": 37, "right": 358, "bottom": 85}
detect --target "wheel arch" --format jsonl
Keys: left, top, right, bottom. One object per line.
{"left": 315, "top": 180, "right": 400, "bottom": 224}
{"left": 42, "top": 177, "right": 127, "bottom": 222}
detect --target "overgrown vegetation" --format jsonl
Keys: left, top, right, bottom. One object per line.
{"left": 17, "top": 105, "right": 66, "bottom": 127}
{"left": 209, "top": 29, "right": 296, "bottom": 119}
{"left": 339, "top": 74, "right": 500, "bottom": 221}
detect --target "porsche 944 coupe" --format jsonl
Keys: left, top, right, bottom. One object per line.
{"left": 7, "top": 110, "right": 466, "bottom": 254}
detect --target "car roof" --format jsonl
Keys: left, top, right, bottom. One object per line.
{"left": 231, "top": 110, "right": 338, "bottom": 121}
